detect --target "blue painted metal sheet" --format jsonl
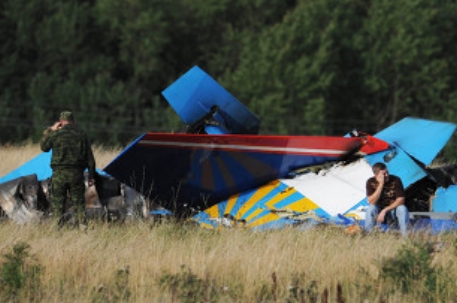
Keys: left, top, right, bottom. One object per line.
{"left": 0, "top": 152, "right": 52, "bottom": 184}
{"left": 412, "top": 218, "right": 457, "bottom": 234}
{"left": 162, "top": 66, "right": 260, "bottom": 134}
{"left": 431, "top": 185, "right": 457, "bottom": 212}
{"left": 0, "top": 150, "right": 108, "bottom": 184}
{"left": 374, "top": 117, "right": 456, "bottom": 165}
{"left": 364, "top": 145, "right": 427, "bottom": 188}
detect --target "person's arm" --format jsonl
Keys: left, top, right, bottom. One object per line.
{"left": 85, "top": 135, "right": 96, "bottom": 187}
{"left": 367, "top": 182, "right": 383, "bottom": 205}
{"left": 40, "top": 122, "right": 61, "bottom": 152}
{"left": 367, "top": 172, "right": 385, "bottom": 205}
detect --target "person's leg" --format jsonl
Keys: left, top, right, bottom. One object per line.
{"left": 49, "top": 170, "right": 68, "bottom": 219}
{"left": 67, "top": 170, "right": 86, "bottom": 225}
{"left": 395, "top": 205, "right": 410, "bottom": 237}
{"left": 364, "top": 204, "right": 380, "bottom": 232}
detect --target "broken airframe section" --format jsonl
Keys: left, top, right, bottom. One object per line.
{"left": 0, "top": 151, "right": 150, "bottom": 224}
{"left": 193, "top": 117, "right": 457, "bottom": 234}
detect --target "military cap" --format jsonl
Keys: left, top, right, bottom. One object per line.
{"left": 60, "top": 111, "right": 75, "bottom": 121}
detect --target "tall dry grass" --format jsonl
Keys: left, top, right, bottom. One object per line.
{"left": 1, "top": 144, "right": 457, "bottom": 302}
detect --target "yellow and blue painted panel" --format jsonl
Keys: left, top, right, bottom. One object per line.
{"left": 192, "top": 179, "right": 329, "bottom": 230}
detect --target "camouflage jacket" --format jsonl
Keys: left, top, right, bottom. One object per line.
{"left": 40, "top": 124, "right": 96, "bottom": 179}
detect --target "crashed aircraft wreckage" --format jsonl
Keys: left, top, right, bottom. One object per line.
{"left": 2, "top": 66, "right": 457, "bottom": 235}
{"left": 0, "top": 162, "right": 149, "bottom": 224}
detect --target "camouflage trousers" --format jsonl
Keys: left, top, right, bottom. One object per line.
{"left": 50, "top": 168, "right": 86, "bottom": 226}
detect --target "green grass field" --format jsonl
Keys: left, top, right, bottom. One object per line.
{"left": 1, "top": 144, "right": 457, "bottom": 302}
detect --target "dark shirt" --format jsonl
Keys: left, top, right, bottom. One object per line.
{"left": 40, "top": 124, "right": 96, "bottom": 179}
{"left": 366, "top": 175, "right": 404, "bottom": 209}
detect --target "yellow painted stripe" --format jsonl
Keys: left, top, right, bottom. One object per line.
{"left": 345, "top": 213, "right": 364, "bottom": 220}
{"left": 236, "top": 180, "right": 281, "bottom": 220}
{"left": 263, "top": 186, "right": 296, "bottom": 208}
{"left": 246, "top": 198, "right": 319, "bottom": 228}
{"left": 199, "top": 222, "right": 216, "bottom": 229}
{"left": 247, "top": 213, "right": 281, "bottom": 227}
{"left": 244, "top": 208, "right": 265, "bottom": 223}
{"left": 204, "top": 204, "right": 220, "bottom": 218}
{"left": 282, "top": 197, "right": 319, "bottom": 213}
{"left": 224, "top": 194, "right": 239, "bottom": 215}
{"left": 244, "top": 186, "right": 300, "bottom": 223}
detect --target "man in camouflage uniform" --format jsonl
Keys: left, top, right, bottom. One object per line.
{"left": 40, "top": 111, "right": 96, "bottom": 226}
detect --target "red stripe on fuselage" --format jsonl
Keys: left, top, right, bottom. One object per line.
{"left": 137, "top": 133, "right": 363, "bottom": 157}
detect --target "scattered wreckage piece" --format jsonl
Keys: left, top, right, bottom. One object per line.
{"left": 0, "top": 152, "right": 53, "bottom": 184}
{"left": 162, "top": 66, "right": 261, "bottom": 135}
{"left": 0, "top": 172, "right": 149, "bottom": 224}
{"left": 0, "top": 174, "right": 45, "bottom": 224}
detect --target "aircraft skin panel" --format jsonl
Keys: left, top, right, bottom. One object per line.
{"left": 200, "top": 154, "right": 215, "bottom": 192}
{"left": 246, "top": 194, "right": 325, "bottom": 227}
{"left": 251, "top": 218, "right": 299, "bottom": 231}
{"left": 246, "top": 213, "right": 284, "bottom": 228}
{"left": 224, "top": 195, "right": 239, "bottom": 215}
{"left": 213, "top": 156, "right": 237, "bottom": 191}
{"left": 271, "top": 196, "right": 320, "bottom": 214}
{"left": 365, "top": 145, "right": 427, "bottom": 188}
{"left": 204, "top": 203, "right": 220, "bottom": 219}
{"left": 192, "top": 180, "right": 325, "bottom": 230}
{"left": 192, "top": 212, "right": 218, "bottom": 228}
{"left": 246, "top": 201, "right": 321, "bottom": 229}
{"left": 103, "top": 132, "right": 371, "bottom": 212}
{"left": 199, "top": 222, "right": 216, "bottom": 229}
{"left": 231, "top": 191, "right": 257, "bottom": 220}
{"left": 189, "top": 150, "right": 276, "bottom": 193}
{"left": 0, "top": 152, "right": 52, "bottom": 184}
{"left": 162, "top": 65, "right": 260, "bottom": 134}
{"left": 343, "top": 200, "right": 369, "bottom": 220}
{"left": 243, "top": 182, "right": 297, "bottom": 222}
{"left": 374, "top": 117, "right": 457, "bottom": 165}
{"left": 282, "top": 159, "right": 373, "bottom": 217}
{"left": 431, "top": 186, "right": 457, "bottom": 212}
{"left": 235, "top": 180, "right": 282, "bottom": 219}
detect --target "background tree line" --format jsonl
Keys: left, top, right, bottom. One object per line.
{"left": 1, "top": 0, "right": 457, "bottom": 158}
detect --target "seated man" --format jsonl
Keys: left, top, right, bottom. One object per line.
{"left": 364, "top": 162, "right": 410, "bottom": 237}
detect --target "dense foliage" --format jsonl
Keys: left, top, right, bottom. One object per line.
{"left": 1, "top": 0, "right": 457, "bottom": 157}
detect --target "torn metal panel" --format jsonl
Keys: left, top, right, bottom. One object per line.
{"left": 162, "top": 65, "right": 260, "bottom": 135}
{"left": 282, "top": 159, "right": 372, "bottom": 218}
{"left": 0, "top": 172, "right": 149, "bottom": 224}
{"left": 191, "top": 179, "right": 325, "bottom": 230}
{"left": 0, "top": 152, "right": 52, "bottom": 184}
{"left": 364, "top": 145, "right": 428, "bottom": 188}
{"left": 374, "top": 117, "right": 457, "bottom": 165}
{"left": 410, "top": 212, "right": 457, "bottom": 233}
{"left": 430, "top": 186, "right": 457, "bottom": 212}
{"left": 0, "top": 174, "right": 43, "bottom": 223}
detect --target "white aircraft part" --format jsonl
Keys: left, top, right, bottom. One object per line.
{"left": 282, "top": 159, "right": 373, "bottom": 217}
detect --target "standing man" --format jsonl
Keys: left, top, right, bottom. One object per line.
{"left": 364, "top": 162, "right": 410, "bottom": 237}
{"left": 40, "top": 111, "right": 96, "bottom": 226}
